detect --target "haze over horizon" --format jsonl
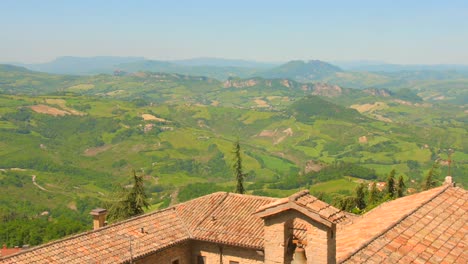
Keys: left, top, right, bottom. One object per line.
{"left": 1, "top": 0, "right": 467, "bottom": 65}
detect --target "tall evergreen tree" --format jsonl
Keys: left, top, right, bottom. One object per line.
{"left": 233, "top": 140, "right": 245, "bottom": 194}
{"left": 355, "top": 183, "right": 366, "bottom": 210}
{"left": 108, "top": 170, "right": 149, "bottom": 221}
{"left": 386, "top": 169, "right": 396, "bottom": 198}
{"left": 396, "top": 175, "right": 406, "bottom": 197}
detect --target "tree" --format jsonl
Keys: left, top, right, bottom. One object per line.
{"left": 108, "top": 170, "right": 149, "bottom": 221}
{"left": 396, "top": 175, "right": 405, "bottom": 197}
{"left": 423, "top": 164, "right": 438, "bottom": 190}
{"left": 333, "top": 195, "right": 356, "bottom": 211}
{"left": 386, "top": 169, "right": 396, "bottom": 198}
{"left": 233, "top": 140, "right": 245, "bottom": 194}
{"left": 368, "top": 181, "right": 379, "bottom": 205}
{"left": 355, "top": 183, "right": 366, "bottom": 210}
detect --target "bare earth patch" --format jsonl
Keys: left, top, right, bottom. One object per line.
{"left": 305, "top": 160, "right": 324, "bottom": 173}
{"left": 393, "top": 99, "right": 413, "bottom": 106}
{"left": 258, "top": 129, "right": 277, "bottom": 137}
{"left": 141, "top": 114, "right": 168, "bottom": 122}
{"left": 106, "top": 90, "right": 126, "bottom": 96}
{"left": 373, "top": 114, "right": 393, "bottom": 123}
{"left": 11, "top": 168, "right": 27, "bottom": 171}
{"left": 358, "top": 136, "right": 368, "bottom": 143}
{"left": 45, "top": 99, "right": 85, "bottom": 115}
{"left": 67, "top": 201, "right": 78, "bottom": 211}
{"left": 30, "top": 104, "right": 70, "bottom": 116}
{"left": 84, "top": 145, "right": 112, "bottom": 156}
{"left": 350, "top": 102, "right": 387, "bottom": 113}
{"left": 67, "top": 84, "right": 95, "bottom": 92}
{"left": 266, "top": 96, "right": 281, "bottom": 101}
{"left": 258, "top": 128, "right": 293, "bottom": 145}
{"left": 254, "top": 99, "right": 270, "bottom": 108}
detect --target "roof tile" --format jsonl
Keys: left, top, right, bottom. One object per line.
{"left": 340, "top": 186, "right": 467, "bottom": 263}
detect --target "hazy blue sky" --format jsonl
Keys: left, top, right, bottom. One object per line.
{"left": 1, "top": 0, "right": 467, "bottom": 64}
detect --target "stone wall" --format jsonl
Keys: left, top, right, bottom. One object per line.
{"left": 135, "top": 240, "right": 264, "bottom": 264}
{"left": 136, "top": 241, "right": 191, "bottom": 264}
{"left": 264, "top": 214, "right": 291, "bottom": 263}
{"left": 263, "top": 210, "right": 336, "bottom": 264}
{"left": 191, "top": 241, "right": 264, "bottom": 264}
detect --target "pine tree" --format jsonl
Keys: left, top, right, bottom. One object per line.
{"left": 108, "top": 170, "right": 150, "bottom": 221}
{"left": 386, "top": 169, "right": 396, "bottom": 198}
{"left": 355, "top": 183, "right": 366, "bottom": 210}
{"left": 233, "top": 140, "right": 245, "bottom": 194}
{"left": 396, "top": 175, "right": 406, "bottom": 197}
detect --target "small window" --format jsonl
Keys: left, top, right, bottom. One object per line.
{"left": 197, "top": 256, "right": 206, "bottom": 264}
{"left": 172, "top": 259, "right": 180, "bottom": 264}
{"left": 229, "top": 261, "right": 239, "bottom": 264}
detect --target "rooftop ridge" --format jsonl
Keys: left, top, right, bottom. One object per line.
{"left": 255, "top": 189, "right": 311, "bottom": 213}
{"left": 224, "top": 191, "right": 279, "bottom": 201}
{"left": 173, "top": 205, "right": 194, "bottom": 238}
{"left": 338, "top": 184, "right": 451, "bottom": 263}
{"left": 288, "top": 189, "right": 310, "bottom": 202}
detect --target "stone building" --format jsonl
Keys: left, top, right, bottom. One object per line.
{"left": 0, "top": 178, "right": 466, "bottom": 264}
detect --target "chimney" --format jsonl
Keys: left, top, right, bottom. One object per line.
{"left": 444, "top": 176, "right": 454, "bottom": 186}
{"left": 90, "top": 208, "right": 107, "bottom": 230}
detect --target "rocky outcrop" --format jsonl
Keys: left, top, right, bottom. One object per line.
{"left": 223, "top": 79, "right": 258, "bottom": 88}
{"left": 363, "top": 88, "right": 391, "bottom": 97}
{"left": 312, "top": 83, "right": 343, "bottom": 97}
{"left": 280, "top": 79, "right": 292, "bottom": 88}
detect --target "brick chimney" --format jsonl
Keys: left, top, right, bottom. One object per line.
{"left": 90, "top": 208, "right": 107, "bottom": 230}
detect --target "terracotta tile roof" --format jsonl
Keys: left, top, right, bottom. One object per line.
{"left": 175, "top": 192, "right": 229, "bottom": 232}
{"left": 0, "top": 192, "right": 277, "bottom": 263}
{"left": 0, "top": 246, "right": 21, "bottom": 258}
{"left": 190, "top": 192, "right": 276, "bottom": 249}
{"left": 338, "top": 185, "right": 468, "bottom": 263}
{"left": 2, "top": 186, "right": 465, "bottom": 264}
{"left": 0, "top": 207, "right": 190, "bottom": 264}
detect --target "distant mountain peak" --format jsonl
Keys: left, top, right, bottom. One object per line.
{"left": 259, "top": 60, "right": 342, "bottom": 82}
{"left": 0, "top": 64, "right": 32, "bottom": 73}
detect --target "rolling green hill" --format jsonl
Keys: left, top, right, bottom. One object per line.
{"left": 0, "top": 66, "right": 466, "bottom": 247}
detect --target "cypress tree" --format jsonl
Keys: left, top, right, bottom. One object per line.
{"left": 386, "top": 169, "right": 396, "bottom": 198}
{"left": 233, "top": 140, "right": 245, "bottom": 194}
{"left": 396, "top": 175, "right": 406, "bottom": 197}
{"left": 355, "top": 183, "right": 366, "bottom": 210}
